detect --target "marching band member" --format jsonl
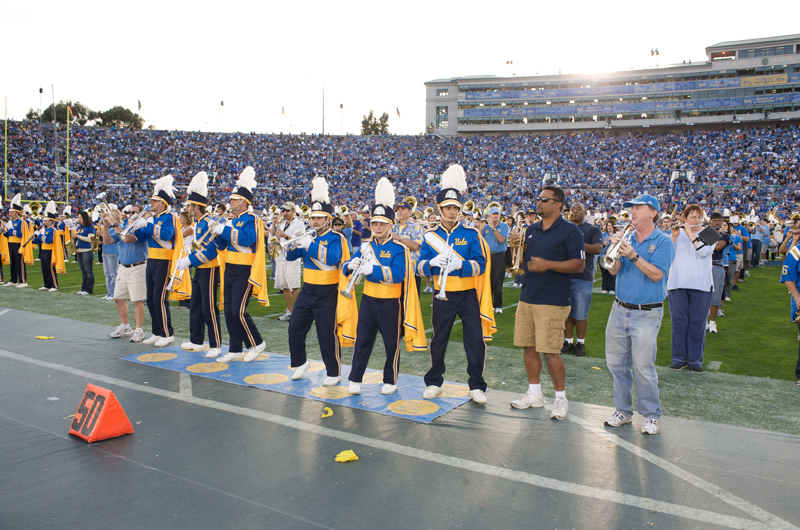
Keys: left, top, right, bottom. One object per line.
{"left": 211, "top": 167, "right": 269, "bottom": 363}
{"left": 3, "top": 194, "right": 32, "bottom": 287}
{"left": 417, "top": 164, "right": 496, "bottom": 404}
{"left": 344, "top": 178, "right": 426, "bottom": 396}
{"left": 174, "top": 172, "right": 224, "bottom": 358}
{"left": 32, "top": 201, "right": 65, "bottom": 291}
{"left": 130, "top": 175, "right": 182, "bottom": 347}
{"left": 0, "top": 196, "right": 6, "bottom": 283}
{"left": 287, "top": 176, "right": 352, "bottom": 385}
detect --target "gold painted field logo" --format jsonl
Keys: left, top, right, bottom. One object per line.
{"left": 137, "top": 352, "right": 177, "bottom": 362}
{"left": 310, "top": 386, "right": 350, "bottom": 399}
{"left": 361, "top": 372, "right": 384, "bottom": 384}
{"left": 186, "top": 363, "right": 228, "bottom": 373}
{"left": 439, "top": 383, "right": 470, "bottom": 398}
{"left": 388, "top": 400, "right": 439, "bottom": 416}
{"left": 244, "top": 373, "right": 289, "bottom": 385}
{"left": 287, "top": 361, "right": 325, "bottom": 373}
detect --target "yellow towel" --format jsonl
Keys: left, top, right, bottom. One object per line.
{"left": 168, "top": 214, "right": 191, "bottom": 301}
{"left": 402, "top": 246, "right": 427, "bottom": 352}
{"left": 336, "top": 234, "right": 358, "bottom": 347}
{"left": 22, "top": 221, "right": 34, "bottom": 265}
{"left": 0, "top": 232, "right": 9, "bottom": 265}
{"left": 474, "top": 233, "right": 497, "bottom": 341}
{"left": 248, "top": 217, "right": 269, "bottom": 306}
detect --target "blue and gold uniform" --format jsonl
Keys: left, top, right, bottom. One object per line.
{"left": 33, "top": 225, "right": 59, "bottom": 289}
{"left": 5, "top": 215, "right": 26, "bottom": 285}
{"left": 135, "top": 208, "right": 178, "bottom": 340}
{"left": 286, "top": 225, "right": 348, "bottom": 377}
{"left": 186, "top": 213, "right": 224, "bottom": 350}
{"left": 779, "top": 245, "right": 800, "bottom": 383}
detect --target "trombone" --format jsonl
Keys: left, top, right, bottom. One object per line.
{"left": 340, "top": 243, "right": 377, "bottom": 299}
{"left": 280, "top": 229, "right": 317, "bottom": 251}
{"left": 166, "top": 248, "right": 187, "bottom": 292}
{"left": 192, "top": 215, "right": 227, "bottom": 251}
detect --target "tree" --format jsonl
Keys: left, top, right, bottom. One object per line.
{"left": 360, "top": 110, "right": 390, "bottom": 135}
{"left": 26, "top": 108, "right": 40, "bottom": 121}
{"left": 40, "top": 100, "right": 94, "bottom": 126}
{"left": 98, "top": 106, "right": 144, "bottom": 129}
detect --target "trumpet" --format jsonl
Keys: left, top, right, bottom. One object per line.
{"left": 601, "top": 225, "right": 635, "bottom": 270}
{"left": 166, "top": 248, "right": 186, "bottom": 292}
{"left": 434, "top": 232, "right": 454, "bottom": 301}
{"left": 340, "top": 243, "right": 377, "bottom": 299}
{"left": 121, "top": 206, "right": 152, "bottom": 237}
{"left": 268, "top": 235, "right": 281, "bottom": 259}
{"left": 280, "top": 229, "right": 317, "bottom": 251}
{"left": 192, "top": 215, "right": 227, "bottom": 250}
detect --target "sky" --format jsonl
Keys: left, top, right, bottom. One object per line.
{"left": 3, "top": 0, "right": 798, "bottom": 136}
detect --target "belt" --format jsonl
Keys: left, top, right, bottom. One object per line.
{"left": 121, "top": 261, "right": 146, "bottom": 268}
{"left": 491, "top": 251, "right": 506, "bottom": 255}
{"left": 615, "top": 298, "right": 662, "bottom": 311}
{"left": 712, "top": 261, "right": 725, "bottom": 267}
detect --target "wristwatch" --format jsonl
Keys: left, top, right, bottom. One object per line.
{"left": 630, "top": 254, "right": 640, "bottom": 263}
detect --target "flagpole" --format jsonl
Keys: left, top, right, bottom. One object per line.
{"left": 66, "top": 108, "right": 70, "bottom": 204}
{"left": 4, "top": 96, "right": 8, "bottom": 199}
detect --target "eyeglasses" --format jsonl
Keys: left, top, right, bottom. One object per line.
{"left": 537, "top": 197, "right": 560, "bottom": 204}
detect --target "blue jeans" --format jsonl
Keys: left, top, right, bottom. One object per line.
{"left": 103, "top": 252, "right": 119, "bottom": 297}
{"left": 668, "top": 288, "right": 712, "bottom": 369}
{"left": 605, "top": 303, "right": 664, "bottom": 419}
{"left": 76, "top": 251, "right": 95, "bottom": 294}
{"left": 751, "top": 240, "right": 762, "bottom": 266}
{"left": 569, "top": 279, "right": 593, "bottom": 320}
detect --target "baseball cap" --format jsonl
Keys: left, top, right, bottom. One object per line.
{"left": 622, "top": 194, "right": 660, "bottom": 212}
{"left": 488, "top": 206, "right": 501, "bottom": 215}
{"left": 395, "top": 201, "right": 413, "bottom": 210}
{"left": 525, "top": 208, "right": 536, "bottom": 215}
{"left": 281, "top": 201, "right": 296, "bottom": 211}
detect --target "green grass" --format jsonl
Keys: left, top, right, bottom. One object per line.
{"left": 3, "top": 258, "right": 800, "bottom": 434}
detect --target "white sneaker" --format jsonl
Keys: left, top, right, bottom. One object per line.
{"left": 16, "top": 283, "right": 28, "bottom": 288}
{"left": 154, "top": 336, "right": 174, "bottom": 347}
{"left": 744, "top": 271, "right": 751, "bottom": 277}
{"left": 496, "top": 308, "right": 503, "bottom": 314}
{"left": 243, "top": 341, "right": 267, "bottom": 362}
{"left": 708, "top": 321, "right": 718, "bottom": 333}
{"left": 291, "top": 361, "right": 310, "bottom": 380}
{"left": 109, "top": 324, "right": 133, "bottom": 338}
{"left": 278, "top": 310, "right": 292, "bottom": 321}
{"left": 609, "top": 290, "right": 615, "bottom": 295}
{"left": 142, "top": 334, "right": 160, "bottom": 345}
{"left": 206, "top": 348, "right": 221, "bottom": 359}
{"left": 724, "top": 296, "right": 731, "bottom": 302}
{"left": 423, "top": 385, "right": 442, "bottom": 399}
{"left": 49, "top": 288, "right": 58, "bottom": 292}
{"left": 182, "top": 342, "right": 205, "bottom": 352}
{"left": 322, "top": 376, "right": 341, "bottom": 386}
{"left": 77, "top": 291, "right": 89, "bottom": 296}
{"left": 39, "top": 287, "right": 48, "bottom": 291}
{"left": 217, "top": 351, "right": 243, "bottom": 363}
{"left": 468, "top": 389, "right": 488, "bottom": 404}
{"left": 2, "top": 282, "right": 16, "bottom": 287}
{"left": 381, "top": 384, "right": 397, "bottom": 395}
{"left": 510, "top": 391, "right": 545, "bottom": 409}
{"left": 642, "top": 417, "right": 660, "bottom": 435}
{"left": 716, "top": 309, "right": 724, "bottom": 317}
{"left": 604, "top": 411, "right": 633, "bottom": 427}
{"left": 348, "top": 381, "right": 361, "bottom": 394}
{"left": 130, "top": 329, "right": 145, "bottom": 342}
{"left": 550, "top": 397, "right": 569, "bottom": 420}
{"left": 600, "top": 290, "right": 608, "bottom": 294}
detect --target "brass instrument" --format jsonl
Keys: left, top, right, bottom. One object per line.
{"left": 337, "top": 205, "right": 349, "bottom": 216}
{"left": 268, "top": 204, "right": 279, "bottom": 215}
{"left": 434, "top": 233, "right": 455, "bottom": 302}
{"left": 462, "top": 200, "right": 475, "bottom": 214}
{"left": 483, "top": 201, "right": 501, "bottom": 216}
{"left": 166, "top": 248, "right": 187, "bottom": 292}
{"left": 300, "top": 204, "right": 311, "bottom": 218}
{"left": 601, "top": 225, "right": 635, "bottom": 270}
{"left": 29, "top": 201, "right": 42, "bottom": 219}
{"left": 192, "top": 215, "right": 227, "bottom": 250}
{"left": 340, "top": 243, "right": 377, "bottom": 299}
{"left": 424, "top": 206, "right": 434, "bottom": 217}
{"left": 508, "top": 221, "right": 527, "bottom": 275}
{"left": 91, "top": 233, "right": 100, "bottom": 252}
{"left": 280, "top": 228, "right": 317, "bottom": 251}
{"left": 121, "top": 205, "right": 152, "bottom": 237}
{"left": 268, "top": 235, "right": 281, "bottom": 259}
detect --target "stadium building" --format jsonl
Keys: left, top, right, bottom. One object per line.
{"left": 425, "top": 34, "right": 800, "bottom": 136}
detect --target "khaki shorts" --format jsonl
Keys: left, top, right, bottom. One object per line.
{"left": 275, "top": 259, "right": 301, "bottom": 290}
{"left": 114, "top": 262, "right": 147, "bottom": 302}
{"left": 513, "top": 302, "right": 571, "bottom": 353}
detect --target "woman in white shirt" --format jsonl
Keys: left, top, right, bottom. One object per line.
{"left": 667, "top": 205, "right": 714, "bottom": 373}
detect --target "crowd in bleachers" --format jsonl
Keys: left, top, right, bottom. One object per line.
{"left": 3, "top": 119, "right": 800, "bottom": 218}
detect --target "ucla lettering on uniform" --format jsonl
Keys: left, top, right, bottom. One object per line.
{"left": 455, "top": 238, "right": 467, "bottom": 245}
{"left": 380, "top": 250, "right": 392, "bottom": 258}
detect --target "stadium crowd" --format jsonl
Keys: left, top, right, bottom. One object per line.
{"left": 3, "top": 120, "right": 799, "bottom": 220}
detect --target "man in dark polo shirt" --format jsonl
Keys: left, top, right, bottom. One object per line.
{"left": 562, "top": 202, "right": 603, "bottom": 356}
{"left": 508, "top": 185, "right": 584, "bottom": 420}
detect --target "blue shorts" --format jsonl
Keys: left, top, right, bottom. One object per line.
{"left": 569, "top": 279, "right": 594, "bottom": 321}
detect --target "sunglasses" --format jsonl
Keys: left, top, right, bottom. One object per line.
{"left": 537, "top": 196, "right": 560, "bottom": 204}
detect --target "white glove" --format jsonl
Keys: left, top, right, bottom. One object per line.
{"left": 447, "top": 253, "right": 463, "bottom": 272}
{"left": 175, "top": 256, "right": 192, "bottom": 271}
{"left": 225, "top": 220, "right": 233, "bottom": 228}
{"left": 35, "top": 230, "right": 41, "bottom": 236}
{"left": 356, "top": 259, "right": 374, "bottom": 278}
{"left": 147, "top": 216, "right": 154, "bottom": 225}
{"left": 428, "top": 253, "right": 447, "bottom": 269}
{"left": 297, "top": 235, "right": 312, "bottom": 250}
{"left": 346, "top": 257, "right": 363, "bottom": 273}
{"left": 132, "top": 217, "right": 148, "bottom": 230}
{"left": 212, "top": 223, "right": 226, "bottom": 236}
{"left": 5, "top": 221, "right": 13, "bottom": 230}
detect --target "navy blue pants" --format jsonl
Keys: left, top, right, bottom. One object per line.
{"left": 349, "top": 295, "right": 402, "bottom": 385}
{"left": 490, "top": 253, "right": 505, "bottom": 308}
{"left": 288, "top": 283, "right": 340, "bottom": 377}
{"left": 668, "top": 288, "right": 712, "bottom": 369}
{"left": 40, "top": 249, "right": 58, "bottom": 289}
{"left": 224, "top": 263, "right": 263, "bottom": 353}
{"left": 425, "top": 288, "right": 487, "bottom": 391}
{"left": 146, "top": 259, "right": 173, "bottom": 338}
{"left": 190, "top": 266, "right": 221, "bottom": 348}
{"left": 8, "top": 242, "right": 25, "bottom": 284}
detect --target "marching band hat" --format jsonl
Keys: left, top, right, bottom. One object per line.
{"left": 436, "top": 164, "right": 467, "bottom": 208}
{"left": 309, "top": 176, "right": 334, "bottom": 218}
{"left": 10, "top": 193, "right": 23, "bottom": 212}
{"left": 371, "top": 178, "right": 396, "bottom": 224}
{"left": 230, "top": 167, "right": 257, "bottom": 205}
{"left": 185, "top": 171, "right": 210, "bottom": 207}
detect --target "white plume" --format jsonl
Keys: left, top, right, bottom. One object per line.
{"left": 11, "top": 193, "right": 22, "bottom": 208}
{"left": 44, "top": 200, "right": 57, "bottom": 216}
{"left": 235, "top": 166, "right": 257, "bottom": 191}
{"left": 151, "top": 175, "right": 176, "bottom": 198}
{"left": 23, "top": 204, "right": 32, "bottom": 215}
{"left": 63, "top": 205, "right": 72, "bottom": 216}
{"left": 0, "top": 196, "right": 2, "bottom": 208}
{"left": 374, "top": 177, "right": 395, "bottom": 208}
{"left": 186, "top": 171, "right": 209, "bottom": 198}
{"left": 440, "top": 164, "right": 467, "bottom": 193}
{"left": 311, "top": 176, "right": 329, "bottom": 203}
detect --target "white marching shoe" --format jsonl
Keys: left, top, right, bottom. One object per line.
{"left": 381, "top": 384, "right": 398, "bottom": 395}
{"left": 243, "top": 341, "right": 267, "bottom": 362}
{"left": 182, "top": 342, "right": 206, "bottom": 352}
{"left": 423, "top": 385, "right": 442, "bottom": 399}
{"left": 217, "top": 351, "right": 243, "bottom": 363}
{"left": 205, "top": 348, "right": 222, "bottom": 359}
{"left": 142, "top": 334, "right": 160, "bottom": 345}
{"left": 468, "top": 389, "right": 488, "bottom": 404}
{"left": 16, "top": 283, "right": 28, "bottom": 288}
{"left": 322, "top": 376, "right": 341, "bottom": 387}
{"left": 348, "top": 381, "right": 361, "bottom": 394}
{"left": 154, "top": 336, "right": 174, "bottom": 348}
{"left": 291, "top": 361, "right": 310, "bottom": 380}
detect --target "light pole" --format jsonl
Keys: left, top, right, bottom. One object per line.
{"left": 340, "top": 104, "right": 343, "bottom": 135}
{"left": 220, "top": 101, "right": 224, "bottom": 133}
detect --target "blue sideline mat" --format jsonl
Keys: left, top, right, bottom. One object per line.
{"left": 122, "top": 347, "right": 471, "bottom": 423}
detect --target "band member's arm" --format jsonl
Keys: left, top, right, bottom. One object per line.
{"left": 614, "top": 236, "right": 673, "bottom": 282}
{"left": 487, "top": 223, "right": 507, "bottom": 244}
{"left": 342, "top": 247, "right": 364, "bottom": 276}
{"left": 417, "top": 240, "right": 435, "bottom": 277}
{"left": 309, "top": 233, "right": 342, "bottom": 266}
{"left": 459, "top": 234, "right": 486, "bottom": 277}
{"left": 365, "top": 247, "right": 404, "bottom": 284}
{"left": 189, "top": 225, "right": 220, "bottom": 267}
{"left": 43, "top": 228, "right": 55, "bottom": 244}
{"left": 221, "top": 217, "right": 256, "bottom": 247}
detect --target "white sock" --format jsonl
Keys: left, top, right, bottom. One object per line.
{"left": 529, "top": 383, "right": 542, "bottom": 396}
{"left": 135, "top": 328, "right": 143, "bottom": 332}
{"left": 555, "top": 390, "right": 566, "bottom": 400}
{"left": 564, "top": 337, "right": 573, "bottom": 343}
{"left": 576, "top": 338, "right": 585, "bottom": 344}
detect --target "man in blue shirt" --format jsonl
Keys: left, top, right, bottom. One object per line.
{"left": 603, "top": 194, "right": 675, "bottom": 435}
{"left": 778, "top": 245, "right": 800, "bottom": 386}
{"left": 481, "top": 206, "right": 509, "bottom": 313}
{"left": 350, "top": 211, "right": 363, "bottom": 249}
{"left": 508, "top": 186, "right": 584, "bottom": 420}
